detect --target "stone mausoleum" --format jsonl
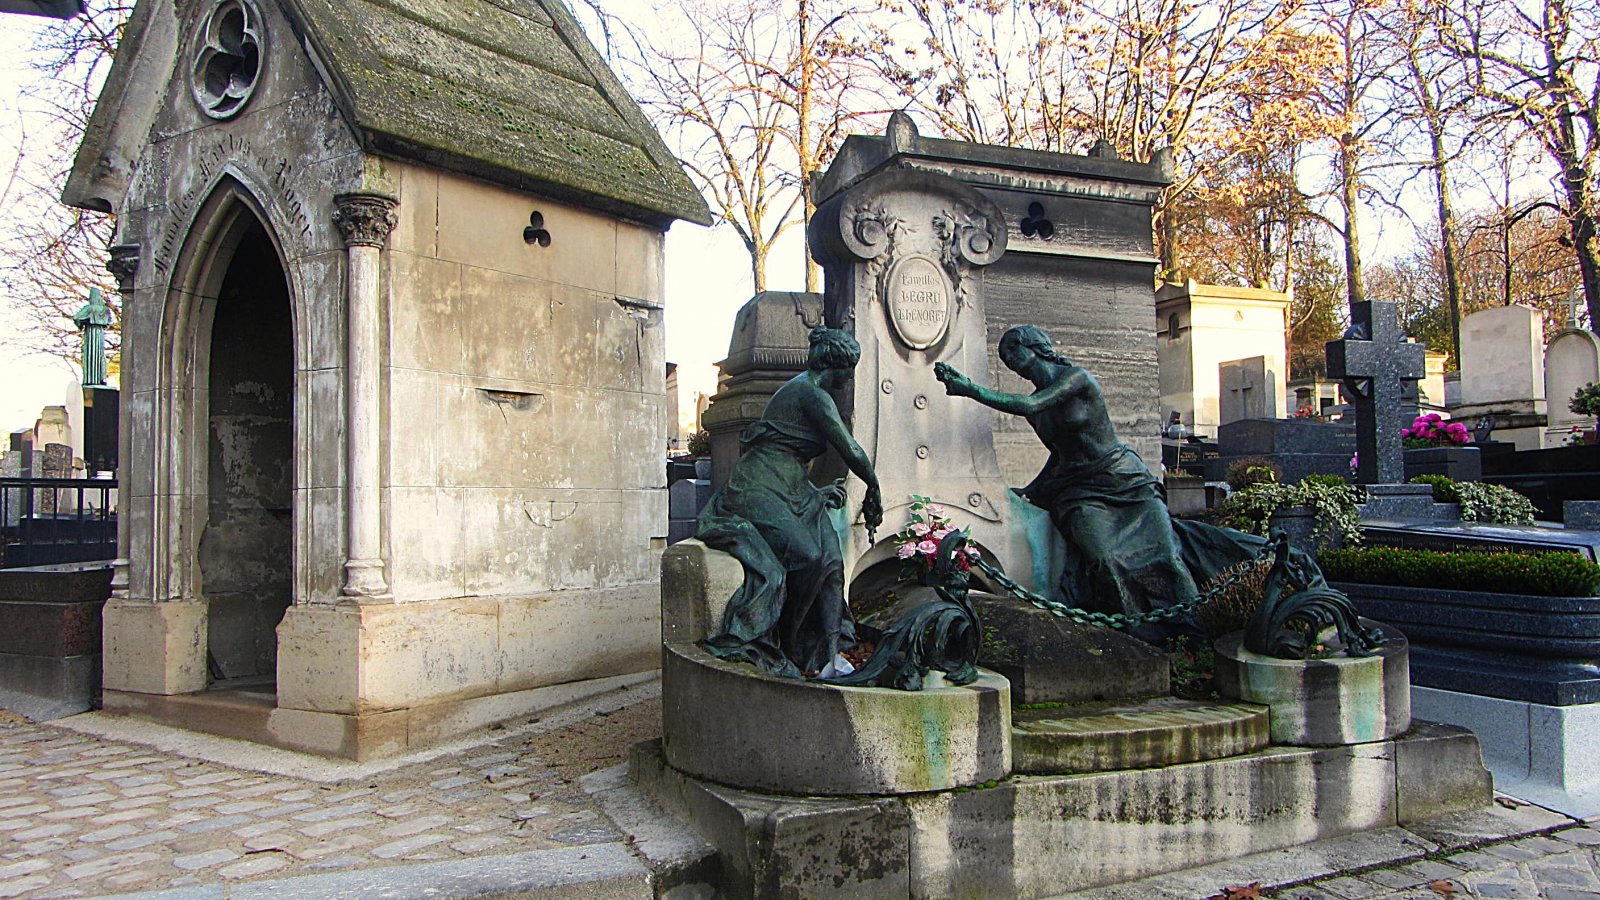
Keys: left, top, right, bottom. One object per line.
{"left": 63, "top": 0, "right": 708, "bottom": 758}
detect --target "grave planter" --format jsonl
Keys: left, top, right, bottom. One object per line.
{"left": 1336, "top": 580, "right": 1600, "bottom": 706}
{"left": 0, "top": 562, "right": 112, "bottom": 720}
{"left": 1403, "top": 446, "right": 1482, "bottom": 482}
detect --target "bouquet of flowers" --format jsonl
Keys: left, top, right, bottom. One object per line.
{"left": 1401, "top": 413, "right": 1470, "bottom": 449}
{"left": 894, "top": 495, "right": 980, "bottom": 577}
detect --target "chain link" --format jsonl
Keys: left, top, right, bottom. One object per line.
{"left": 973, "top": 539, "right": 1280, "bottom": 630}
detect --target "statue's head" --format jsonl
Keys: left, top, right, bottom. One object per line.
{"left": 807, "top": 326, "right": 861, "bottom": 372}
{"left": 998, "top": 325, "right": 1071, "bottom": 371}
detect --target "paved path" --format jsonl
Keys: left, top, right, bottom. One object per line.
{"left": 1, "top": 688, "right": 1598, "bottom": 899}
{"left": 0, "top": 683, "right": 657, "bottom": 900}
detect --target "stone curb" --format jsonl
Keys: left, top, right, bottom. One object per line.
{"left": 97, "top": 843, "right": 651, "bottom": 900}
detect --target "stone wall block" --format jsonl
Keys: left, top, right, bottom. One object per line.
{"left": 1394, "top": 722, "right": 1494, "bottom": 824}
{"left": 458, "top": 268, "right": 558, "bottom": 386}
{"left": 661, "top": 539, "right": 743, "bottom": 645}
{"left": 615, "top": 222, "right": 664, "bottom": 304}
{"left": 435, "top": 173, "right": 617, "bottom": 295}
{"left": 101, "top": 599, "right": 207, "bottom": 694}
{"left": 387, "top": 486, "right": 467, "bottom": 602}
{"left": 494, "top": 585, "right": 658, "bottom": 690}
{"left": 275, "top": 603, "right": 361, "bottom": 712}
{"left": 390, "top": 163, "right": 440, "bottom": 257}
{"left": 292, "top": 251, "right": 347, "bottom": 372}
{"left": 299, "top": 368, "right": 346, "bottom": 491}
{"left": 387, "top": 251, "right": 464, "bottom": 373}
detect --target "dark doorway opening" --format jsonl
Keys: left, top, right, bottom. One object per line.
{"left": 199, "top": 219, "right": 293, "bottom": 689}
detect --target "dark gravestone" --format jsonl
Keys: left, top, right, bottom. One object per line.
{"left": 1326, "top": 301, "right": 1426, "bottom": 485}
{"left": 1162, "top": 438, "right": 1218, "bottom": 478}
{"left": 1209, "top": 418, "right": 1355, "bottom": 484}
{"left": 82, "top": 386, "right": 119, "bottom": 473}
{"left": 1481, "top": 444, "right": 1600, "bottom": 522}
{"left": 1361, "top": 522, "right": 1600, "bottom": 562}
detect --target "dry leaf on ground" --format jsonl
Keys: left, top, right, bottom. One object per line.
{"left": 1429, "top": 879, "right": 1459, "bottom": 897}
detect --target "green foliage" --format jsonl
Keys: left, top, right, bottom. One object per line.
{"left": 1301, "top": 473, "right": 1350, "bottom": 489}
{"left": 1571, "top": 382, "right": 1600, "bottom": 417}
{"left": 1167, "top": 635, "right": 1218, "bottom": 701}
{"left": 1224, "top": 456, "right": 1281, "bottom": 490}
{"left": 1320, "top": 546, "right": 1600, "bottom": 597}
{"left": 1406, "top": 475, "right": 1535, "bottom": 524}
{"left": 686, "top": 429, "right": 711, "bottom": 457}
{"left": 1409, "top": 474, "right": 1460, "bottom": 503}
{"left": 1221, "top": 478, "right": 1363, "bottom": 549}
{"left": 1455, "top": 481, "right": 1537, "bottom": 526}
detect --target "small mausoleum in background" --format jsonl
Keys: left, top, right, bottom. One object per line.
{"left": 63, "top": 0, "right": 709, "bottom": 759}
{"left": 1155, "top": 279, "right": 1290, "bottom": 439}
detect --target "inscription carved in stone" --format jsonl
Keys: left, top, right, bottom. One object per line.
{"left": 885, "top": 255, "right": 952, "bottom": 350}
{"left": 190, "top": 0, "right": 266, "bottom": 120}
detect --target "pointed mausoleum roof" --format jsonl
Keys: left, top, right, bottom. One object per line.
{"left": 65, "top": 0, "right": 711, "bottom": 227}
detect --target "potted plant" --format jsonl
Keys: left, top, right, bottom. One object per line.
{"left": 1400, "top": 413, "right": 1481, "bottom": 481}
{"left": 1570, "top": 382, "right": 1600, "bottom": 443}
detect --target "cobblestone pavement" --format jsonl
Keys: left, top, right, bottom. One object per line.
{"left": 0, "top": 703, "right": 645, "bottom": 899}
{"left": 3, "top": 693, "right": 1599, "bottom": 899}
{"left": 1273, "top": 825, "right": 1600, "bottom": 900}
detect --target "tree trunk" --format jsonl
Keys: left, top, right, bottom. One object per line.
{"left": 1340, "top": 138, "right": 1366, "bottom": 310}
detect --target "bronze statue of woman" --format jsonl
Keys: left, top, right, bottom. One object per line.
{"left": 697, "top": 326, "right": 884, "bottom": 678}
{"left": 936, "top": 325, "right": 1200, "bottom": 639}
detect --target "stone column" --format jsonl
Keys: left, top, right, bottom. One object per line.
{"left": 332, "top": 193, "right": 397, "bottom": 601}
{"left": 105, "top": 243, "right": 139, "bottom": 601}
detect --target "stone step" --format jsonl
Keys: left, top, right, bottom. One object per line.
{"left": 1012, "top": 697, "right": 1270, "bottom": 774}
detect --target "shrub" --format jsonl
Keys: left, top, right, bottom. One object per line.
{"left": 1570, "top": 382, "right": 1600, "bottom": 419}
{"left": 1224, "top": 457, "right": 1281, "bottom": 490}
{"left": 1301, "top": 473, "right": 1350, "bottom": 489}
{"left": 1221, "top": 478, "right": 1364, "bottom": 549}
{"left": 1402, "top": 413, "right": 1470, "bottom": 449}
{"left": 1455, "top": 481, "right": 1537, "bottom": 526}
{"left": 1409, "top": 474, "right": 1460, "bottom": 503}
{"left": 686, "top": 429, "right": 711, "bottom": 457}
{"left": 1195, "top": 557, "right": 1271, "bottom": 638}
{"left": 1319, "top": 546, "right": 1600, "bottom": 597}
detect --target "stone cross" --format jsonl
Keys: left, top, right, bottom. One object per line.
{"left": 1326, "top": 300, "right": 1425, "bottom": 485}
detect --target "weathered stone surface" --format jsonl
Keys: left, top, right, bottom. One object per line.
{"left": 661, "top": 642, "right": 1010, "bottom": 795}
{"left": 101, "top": 599, "right": 207, "bottom": 696}
{"left": 0, "top": 652, "right": 99, "bottom": 720}
{"left": 635, "top": 726, "right": 1490, "bottom": 899}
{"left": 1214, "top": 623, "right": 1411, "bottom": 746}
{"left": 1394, "top": 722, "right": 1494, "bottom": 824}
{"left": 1012, "top": 698, "right": 1269, "bottom": 774}
{"left": 970, "top": 597, "right": 1168, "bottom": 704}
{"left": 632, "top": 740, "right": 910, "bottom": 899}
{"left": 660, "top": 540, "right": 743, "bottom": 646}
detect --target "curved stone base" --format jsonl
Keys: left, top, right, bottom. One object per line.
{"left": 662, "top": 642, "right": 1011, "bottom": 795}
{"left": 1215, "top": 621, "right": 1410, "bottom": 746}
{"left": 1013, "top": 698, "right": 1269, "bottom": 774}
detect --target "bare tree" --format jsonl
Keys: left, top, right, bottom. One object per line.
{"left": 1, "top": 2, "right": 132, "bottom": 365}
{"left": 1437, "top": 0, "right": 1600, "bottom": 326}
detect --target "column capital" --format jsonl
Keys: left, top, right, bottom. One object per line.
{"left": 332, "top": 193, "right": 399, "bottom": 248}
{"left": 106, "top": 244, "right": 140, "bottom": 293}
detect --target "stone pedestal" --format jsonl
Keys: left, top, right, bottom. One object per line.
{"left": 662, "top": 642, "right": 1011, "bottom": 795}
{"left": 1214, "top": 623, "right": 1410, "bottom": 746}
{"left": 0, "top": 563, "right": 111, "bottom": 719}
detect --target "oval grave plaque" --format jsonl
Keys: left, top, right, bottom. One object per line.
{"left": 885, "top": 256, "right": 952, "bottom": 350}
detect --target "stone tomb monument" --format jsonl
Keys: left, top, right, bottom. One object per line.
{"left": 62, "top": 0, "right": 709, "bottom": 759}
{"left": 1545, "top": 327, "right": 1600, "bottom": 442}
{"left": 1457, "top": 304, "right": 1549, "bottom": 450}
{"left": 638, "top": 125, "right": 1492, "bottom": 898}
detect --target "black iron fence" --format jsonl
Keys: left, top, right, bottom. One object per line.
{"left": 0, "top": 476, "right": 117, "bottom": 568}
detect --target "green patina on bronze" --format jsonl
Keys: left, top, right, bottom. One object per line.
{"left": 696, "top": 327, "right": 882, "bottom": 678}
{"left": 937, "top": 324, "right": 1381, "bottom": 660}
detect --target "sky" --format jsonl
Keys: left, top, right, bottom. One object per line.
{"left": 0, "top": 3, "right": 1565, "bottom": 438}
{"left": 0, "top": 7, "right": 800, "bottom": 438}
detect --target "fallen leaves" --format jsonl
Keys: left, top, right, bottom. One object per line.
{"left": 1206, "top": 883, "right": 1263, "bottom": 900}
{"left": 1429, "top": 879, "right": 1459, "bottom": 897}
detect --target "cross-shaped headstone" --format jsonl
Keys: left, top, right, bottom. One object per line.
{"left": 1326, "top": 300, "right": 1426, "bottom": 485}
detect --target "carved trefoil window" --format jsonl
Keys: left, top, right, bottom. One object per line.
{"left": 191, "top": 0, "right": 266, "bottom": 120}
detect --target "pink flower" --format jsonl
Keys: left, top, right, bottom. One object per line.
{"left": 925, "top": 504, "right": 946, "bottom": 517}
{"left": 931, "top": 528, "right": 951, "bottom": 541}
{"left": 897, "top": 543, "right": 918, "bottom": 559}
{"left": 1425, "top": 413, "right": 1443, "bottom": 423}
{"left": 917, "top": 540, "right": 939, "bottom": 555}
{"left": 911, "top": 522, "right": 932, "bottom": 537}
{"left": 965, "top": 546, "right": 981, "bottom": 558}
